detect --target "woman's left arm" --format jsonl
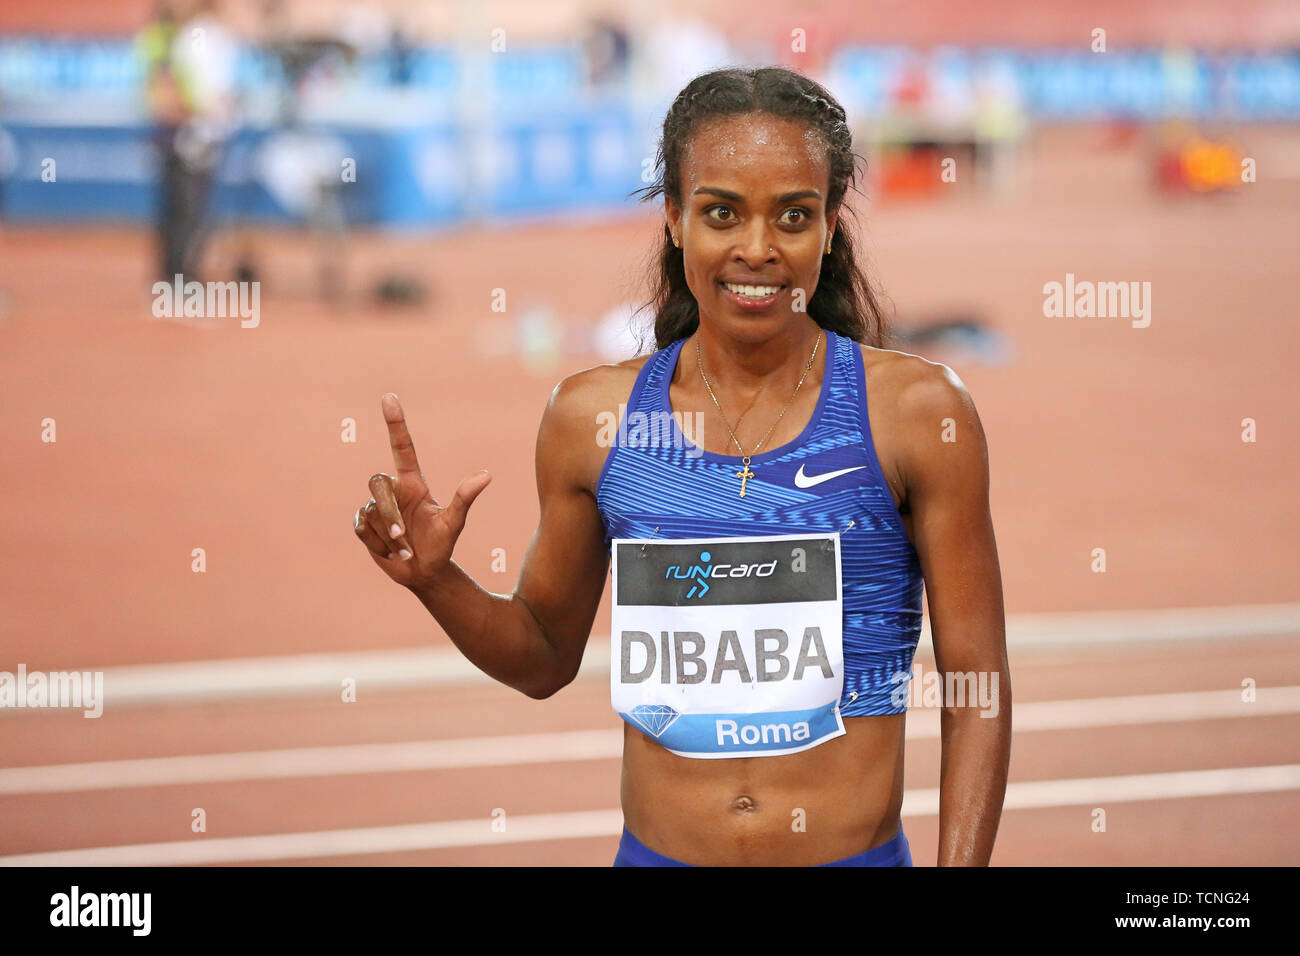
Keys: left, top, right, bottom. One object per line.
{"left": 896, "top": 360, "right": 1011, "bottom": 866}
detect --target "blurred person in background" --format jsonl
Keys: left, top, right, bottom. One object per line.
{"left": 582, "top": 16, "right": 631, "bottom": 96}
{"left": 972, "top": 58, "right": 1027, "bottom": 196}
{"left": 248, "top": 1, "right": 358, "bottom": 302}
{"left": 386, "top": 21, "right": 416, "bottom": 87}
{"left": 0, "top": 104, "right": 11, "bottom": 322}
{"left": 0, "top": 88, "right": 13, "bottom": 218}
{"left": 138, "top": 0, "right": 240, "bottom": 285}
{"left": 0, "top": 106, "right": 12, "bottom": 220}
{"left": 639, "top": 14, "right": 734, "bottom": 113}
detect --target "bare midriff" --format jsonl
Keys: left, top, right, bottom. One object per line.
{"left": 619, "top": 713, "right": 906, "bottom": 865}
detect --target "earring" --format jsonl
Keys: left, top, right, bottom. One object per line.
{"left": 671, "top": 232, "right": 680, "bottom": 248}
{"left": 825, "top": 235, "right": 833, "bottom": 254}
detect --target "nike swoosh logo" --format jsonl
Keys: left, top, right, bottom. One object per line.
{"left": 793, "top": 464, "right": 869, "bottom": 488}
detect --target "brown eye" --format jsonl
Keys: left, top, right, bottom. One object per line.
{"left": 779, "top": 208, "right": 808, "bottom": 226}
{"left": 706, "top": 205, "right": 736, "bottom": 223}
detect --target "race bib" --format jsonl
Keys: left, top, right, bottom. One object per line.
{"left": 610, "top": 532, "right": 845, "bottom": 759}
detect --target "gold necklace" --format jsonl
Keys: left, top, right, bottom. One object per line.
{"left": 696, "top": 329, "right": 822, "bottom": 498}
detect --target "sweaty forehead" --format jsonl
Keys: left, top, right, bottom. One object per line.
{"left": 680, "top": 113, "right": 830, "bottom": 197}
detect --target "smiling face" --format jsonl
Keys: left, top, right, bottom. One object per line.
{"left": 665, "top": 112, "right": 838, "bottom": 342}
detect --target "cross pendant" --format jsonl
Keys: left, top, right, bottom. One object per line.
{"left": 736, "top": 458, "right": 755, "bottom": 498}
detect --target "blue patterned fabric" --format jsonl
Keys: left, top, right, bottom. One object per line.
{"left": 613, "top": 824, "right": 913, "bottom": 867}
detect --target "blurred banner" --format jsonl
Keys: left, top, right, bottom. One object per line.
{"left": 2, "top": 33, "right": 1298, "bottom": 225}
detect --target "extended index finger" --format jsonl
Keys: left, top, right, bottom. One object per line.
{"left": 381, "top": 393, "right": 424, "bottom": 479}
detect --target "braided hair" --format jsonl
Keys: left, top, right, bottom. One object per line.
{"left": 633, "top": 66, "right": 892, "bottom": 352}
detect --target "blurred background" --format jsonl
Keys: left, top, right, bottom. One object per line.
{"left": 1, "top": 0, "right": 1297, "bottom": 866}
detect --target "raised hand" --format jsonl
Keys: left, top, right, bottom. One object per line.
{"left": 352, "top": 393, "right": 492, "bottom": 590}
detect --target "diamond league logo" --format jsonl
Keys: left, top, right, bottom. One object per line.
{"left": 628, "top": 703, "right": 681, "bottom": 738}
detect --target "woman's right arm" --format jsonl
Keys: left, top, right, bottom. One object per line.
{"left": 353, "top": 377, "right": 614, "bottom": 699}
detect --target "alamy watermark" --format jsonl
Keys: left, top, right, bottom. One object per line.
{"left": 0, "top": 664, "right": 103, "bottom": 717}
{"left": 596, "top": 404, "right": 704, "bottom": 458}
{"left": 1042, "top": 272, "right": 1151, "bottom": 328}
{"left": 152, "top": 275, "right": 260, "bottom": 328}
{"left": 50, "top": 886, "right": 150, "bottom": 935}
{"left": 890, "top": 660, "right": 1001, "bottom": 717}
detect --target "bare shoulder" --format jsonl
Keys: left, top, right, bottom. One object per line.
{"left": 538, "top": 353, "right": 655, "bottom": 492}
{"left": 544, "top": 352, "right": 653, "bottom": 425}
{"left": 859, "top": 344, "right": 988, "bottom": 501}
{"left": 859, "top": 343, "right": 979, "bottom": 428}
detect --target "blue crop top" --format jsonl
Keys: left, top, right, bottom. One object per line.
{"left": 594, "top": 327, "right": 925, "bottom": 717}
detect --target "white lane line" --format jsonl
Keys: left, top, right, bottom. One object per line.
{"left": 0, "top": 646, "right": 496, "bottom": 711}
{"left": 0, "top": 729, "right": 624, "bottom": 794}
{"left": 0, "top": 809, "right": 629, "bottom": 867}
{"left": 3, "top": 686, "right": 1298, "bottom": 795}
{"left": 902, "top": 764, "right": 1300, "bottom": 815}
{"left": 2, "top": 603, "right": 1294, "bottom": 712}
{"left": 4, "top": 764, "right": 1298, "bottom": 866}
{"left": 987, "top": 602, "right": 1300, "bottom": 649}
{"left": 904, "top": 684, "right": 1300, "bottom": 737}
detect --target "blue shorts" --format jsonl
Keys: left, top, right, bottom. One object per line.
{"left": 613, "top": 824, "right": 913, "bottom": 867}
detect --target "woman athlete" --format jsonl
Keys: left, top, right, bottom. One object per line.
{"left": 352, "top": 67, "right": 1011, "bottom": 866}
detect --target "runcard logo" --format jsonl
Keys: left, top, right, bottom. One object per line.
{"left": 0, "top": 664, "right": 103, "bottom": 717}
{"left": 615, "top": 537, "right": 837, "bottom": 608}
{"left": 152, "top": 274, "right": 260, "bottom": 327}
{"left": 1041, "top": 272, "right": 1151, "bottom": 328}
{"left": 664, "top": 549, "right": 777, "bottom": 599}
{"left": 49, "top": 886, "right": 151, "bottom": 936}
